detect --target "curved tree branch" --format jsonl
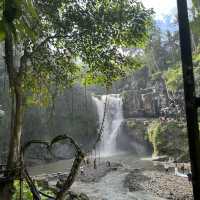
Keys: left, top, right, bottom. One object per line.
{"left": 21, "top": 134, "right": 85, "bottom": 200}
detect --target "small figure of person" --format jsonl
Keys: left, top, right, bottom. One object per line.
{"left": 80, "top": 166, "right": 84, "bottom": 175}
{"left": 86, "top": 157, "right": 90, "bottom": 166}
{"left": 106, "top": 160, "right": 111, "bottom": 167}
{"left": 175, "top": 166, "right": 178, "bottom": 176}
{"left": 93, "top": 158, "right": 97, "bottom": 169}
{"left": 174, "top": 160, "right": 177, "bottom": 167}
{"left": 187, "top": 172, "right": 192, "bottom": 183}
{"left": 181, "top": 164, "right": 185, "bottom": 174}
{"left": 164, "top": 162, "right": 169, "bottom": 173}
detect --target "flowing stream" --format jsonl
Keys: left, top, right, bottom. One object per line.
{"left": 30, "top": 155, "right": 165, "bottom": 200}
{"left": 71, "top": 155, "right": 165, "bottom": 200}
{"left": 92, "top": 94, "right": 123, "bottom": 156}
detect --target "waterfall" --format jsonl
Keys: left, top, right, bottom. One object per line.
{"left": 92, "top": 94, "right": 123, "bottom": 156}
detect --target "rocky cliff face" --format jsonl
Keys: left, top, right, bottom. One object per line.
{"left": 122, "top": 89, "right": 160, "bottom": 118}
{"left": 116, "top": 118, "right": 152, "bottom": 155}
{"left": 114, "top": 67, "right": 163, "bottom": 118}
{"left": 115, "top": 67, "right": 187, "bottom": 161}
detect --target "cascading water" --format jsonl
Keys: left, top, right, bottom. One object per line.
{"left": 92, "top": 94, "right": 123, "bottom": 156}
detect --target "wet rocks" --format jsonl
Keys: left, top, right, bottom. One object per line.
{"left": 62, "top": 191, "right": 89, "bottom": 200}
{"left": 123, "top": 169, "right": 150, "bottom": 192}
{"left": 124, "top": 166, "right": 193, "bottom": 200}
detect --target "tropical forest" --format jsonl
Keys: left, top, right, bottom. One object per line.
{"left": 0, "top": 0, "right": 200, "bottom": 199}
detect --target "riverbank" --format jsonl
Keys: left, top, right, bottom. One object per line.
{"left": 32, "top": 160, "right": 123, "bottom": 188}
{"left": 124, "top": 163, "right": 193, "bottom": 200}
{"left": 30, "top": 155, "right": 193, "bottom": 200}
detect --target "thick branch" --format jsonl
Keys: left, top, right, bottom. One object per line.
{"left": 55, "top": 149, "right": 84, "bottom": 200}
{"left": 30, "top": 33, "right": 70, "bottom": 57}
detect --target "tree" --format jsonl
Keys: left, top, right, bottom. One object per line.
{"left": 190, "top": 0, "right": 200, "bottom": 50}
{"left": 0, "top": 0, "right": 153, "bottom": 199}
{"left": 144, "top": 26, "right": 172, "bottom": 105}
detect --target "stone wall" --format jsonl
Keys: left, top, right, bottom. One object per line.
{"left": 116, "top": 118, "right": 152, "bottom": 155}
{"left": 122, "top": 89, "right": 160, "bottom": 118}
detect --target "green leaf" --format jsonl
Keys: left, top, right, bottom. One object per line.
{"left": 24, "top": 0, "right": 38, "bottom": 19}
{"left": 0, "top": 20, "right": 5, "bottom": 41}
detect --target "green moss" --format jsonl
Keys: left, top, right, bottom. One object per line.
{"left": 127, "top": 121, "right": 137, "bottom": 129}
{"left": 13, "top": 181, "right": 33, "bottom": 200}
{"left": 147, "top": 120, "right": 189, "bottom": 160}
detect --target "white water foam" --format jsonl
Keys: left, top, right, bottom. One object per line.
{"left": 92, "top": 94, "right": 124, "bottom": 157}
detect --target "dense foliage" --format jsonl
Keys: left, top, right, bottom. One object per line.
{"left": 0, "top": 1, "right": 154, "bottom": 199}
{"left": 13, "top": 181, "right": 54, "bottom": 200}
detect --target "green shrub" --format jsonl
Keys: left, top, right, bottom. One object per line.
{"left": 13, "top": 181, "right": 33, "bottom": 200}
{"left": 13, "top": 180, "right": 54, "bottom": 200}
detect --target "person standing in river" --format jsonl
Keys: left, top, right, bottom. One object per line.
{"left": 164, "top": 162, "right": 169, "bottom": 173}
{"left": 86, "top": 157, "right": 90, "bottom": 166}
{"left": 187, "top": 172, "right": 192, "bottom": 183}
{"left": 106, "top": 160, "right": 111, "bottom": 167}
{"left": 94, "top": 158, "right": 97, "bottom": 169}
{"left": 181, "top": 164, "right": 185, "bottom": 174}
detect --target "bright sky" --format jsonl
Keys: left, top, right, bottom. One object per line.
{"left": 141, "top": 0, "right": 192, "bottom": 21}
{"left": 141, "top": 0, "right": 177, "bottom": 20}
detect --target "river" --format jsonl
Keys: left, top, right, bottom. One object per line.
{"left": 30, "top": 154, "right": 166, "bottom": 200}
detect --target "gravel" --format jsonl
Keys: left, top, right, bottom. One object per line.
{"left": 124, "top": 164, "right": 193, "bottom": 200}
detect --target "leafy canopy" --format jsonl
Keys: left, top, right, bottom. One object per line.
{"left": 1, "top": 0, "right": 153, "bottom": 105}
{"left": 0, "top": 0, "right": 38, "bottom": 41}
{"left": 164, "top": 65, "right": 183, "bottom": 92}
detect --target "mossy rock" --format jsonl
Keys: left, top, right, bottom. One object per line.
{"left": 147, "top": 120, "right": 189, "bottom": 161}
{"left": 127, "top": 121, "right": 137, "bottom": 129}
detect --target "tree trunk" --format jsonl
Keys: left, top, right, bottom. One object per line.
{"left": 0, "top": 27, "right": 24, "bottom": 200}
{"left": 7, "top": 86, "right": 23, "bottom": 169}
{"left": 56, "top": 151, "right": 84, "bottom": 200}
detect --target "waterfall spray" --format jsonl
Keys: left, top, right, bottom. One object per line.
{"left": 92, "top": 94, "right": 123, "bottom": 156}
